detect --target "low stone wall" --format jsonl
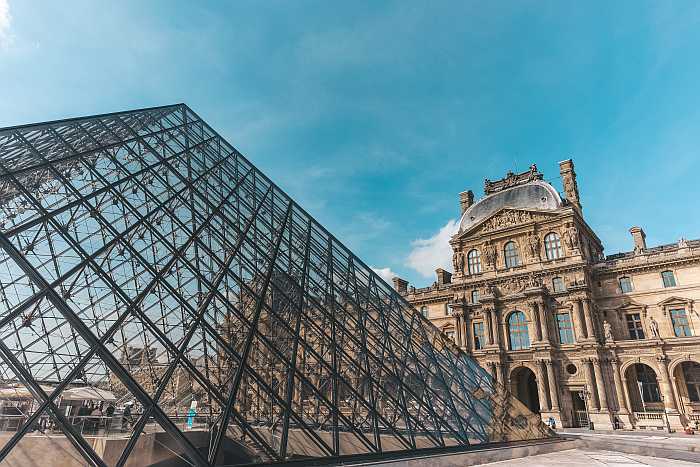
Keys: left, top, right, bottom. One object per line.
{"left": 344, "top": 438, "right": 577, "bottom": 467}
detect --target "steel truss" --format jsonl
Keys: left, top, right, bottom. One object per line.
{"left": 0, "top": 104, "right": 549, "bottom": 466}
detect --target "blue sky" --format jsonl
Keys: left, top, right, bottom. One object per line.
{"left": 1, "top": 1, "right": 699, "bottom": 287}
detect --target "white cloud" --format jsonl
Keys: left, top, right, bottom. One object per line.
{"left": 0, "top": 0, "right": 11, "bottom": 49}
{"left": 370, "top": 266, "right": 398, "bottom": 284}
{"left": 405, "top": 219, "right": 459, "bottom": 278}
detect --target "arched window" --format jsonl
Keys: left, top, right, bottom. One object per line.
{"left": 544, "top": 232, "right": 564, "bottom": 260}
{"left": 467, "top": 249, "right": 482, "bottom": 274}
{"left": 420, "top": 306, "right": 428, "bottom": 318}
{"left": 635, "top": 364, "right": 661, "bottom": 403}
{"left": 508, "top": 311, "right": 530, "bottom": 350}
{"left": 504, "top": 241, "right": 521, "bottom": 268}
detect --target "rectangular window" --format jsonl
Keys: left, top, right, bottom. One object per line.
{"left": 445, "top": 330, "right": 455, "bottom": 342}
{"left": 552, "top": 277, "right": 565, "bottom": 293}
{"left": 445, "top": 303, "right": 452, "bottom": 316}
{"left": 471, "top": 290, "right": 480, "bottom": 304}
{"left": 661, "top": 271, "right": 677, "bottom": 288}
{"left": 557, "top": 312, "right": 575, "bottom": 344}
{"left": 473, "top": 322, "right": 484, "bottom": 350}
{"left": 619, "top": 276, "right": 633, "bottom": 293}
{"left": 670, "top": 308, "right": 692, "bottom": 337}
{"left": 626, "top": 313, "right": 645, "bottom": 340}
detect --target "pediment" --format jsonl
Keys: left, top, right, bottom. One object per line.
{"left": 455, "top": 207, "right": 561, "bottom": 239}
{"left": 614, "top": 298, "right": 646, "bottom": 312}
{"left": 658, "top": 296, "right": 691, "bottom": 307}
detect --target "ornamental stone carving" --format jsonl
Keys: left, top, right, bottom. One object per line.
{"left": 564, "top": 223, "right": 580, "bottom": 250}
{"left": 649, "top": 316, "right": 660, "bottom": 338}
{"left": 603, "top": 320, "right": 614, "bottom": 342}
{"left": 452, "top": 251, "right": 464, "bottom": 273}
{"left": 526, "top": 231, "right": 540, "bottom": 259}
{"left": 484, "top": 241, "right": 497, "bottom": 267}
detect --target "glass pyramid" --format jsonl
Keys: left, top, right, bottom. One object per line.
{"left": 0, "top": 104, "right": 550, "bottom": 466}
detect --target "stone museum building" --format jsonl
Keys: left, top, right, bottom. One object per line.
{"left": 394, "top": 160, "right": 700, "bottom": 431}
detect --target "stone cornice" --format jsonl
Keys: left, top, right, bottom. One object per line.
{"left": 593, "top": 251, "right": 700, "bottom": 276}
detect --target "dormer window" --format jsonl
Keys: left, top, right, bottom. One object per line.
{"left": 504, "top": 241, "right": 521, "bottom": 268}
{"left": 661, "top": 270, "right": 677, "bottom": 288}
{"left": 619, "top": 276, "right": 633, "bottom": 293}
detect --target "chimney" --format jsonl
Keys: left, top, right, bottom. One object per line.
{"left": 559, "top": 159, "right": 581, "bottom": 210}
{"left": 629, "top": 226, "right": 647, "bottom": 252}
{"left": 435, "top": 268, "right": 452, "bottom": 286}
{"left": 392, "top": 277, "right": 408, "bottom": 294}
{"left": 459, "top": 190, "right": 474, "bottom": 215}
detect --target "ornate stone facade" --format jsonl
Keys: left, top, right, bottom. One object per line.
{"left": 397, "top": 160, "right": 700, "bottom": 431}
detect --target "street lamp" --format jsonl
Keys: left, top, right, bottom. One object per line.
{"left": 659, "top": 394, "right": 672, "bottom": 434}
{"left": 577, "top": 386, "right": 594, "bottom": 430}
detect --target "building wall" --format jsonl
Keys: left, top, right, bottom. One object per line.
{"left": 399, "top": 161, "right": 700, "bottom": 430}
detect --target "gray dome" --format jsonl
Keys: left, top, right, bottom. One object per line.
{"left": 458, "top": 180, "right": 562, "bottom": 233}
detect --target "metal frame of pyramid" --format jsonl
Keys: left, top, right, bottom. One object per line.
{"left": 0, "top": 104, "right": 549, "bottom": 466}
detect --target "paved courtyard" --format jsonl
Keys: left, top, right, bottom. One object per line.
{"left": 484, "top": 448, "right": 699, "bottom": 466}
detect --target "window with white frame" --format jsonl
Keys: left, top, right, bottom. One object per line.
{"left": 467, "top": 249, "right": 482, "bottom": 274}
{"left": 504, "top": 241, "right": 521, "bottom": 268}
{"left": 544, "top": 232, "right": 564, "bottom": 260}
{"left": 661, "top": 270, "right": 677, "bottom": 288}
{"left": 619, "top": 276, "right": 633, "bottom": 293}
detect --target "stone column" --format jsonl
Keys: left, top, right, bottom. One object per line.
{"left": 538, "top": 300, "right": 550, "bottom": 343}
{"left": 568, "top": 301, "right": 583, "bottom": 342}
{"left": 454, "top": 312, "right": 463, "bottom": 347}
{"left": 592, "top": 358, "right": 609, "bottom": 411}
{"left": 582, "top": 298, "right": 596, "bottom": 340}
{"left": 530, "top": 301, "right": 543, "bottom": 342}
{"left": 535, "top": 360, "right": 551, "bottom": 411}
{"left": 462, "top": 310, "right": 471, "bottom": 351}
{"left": 575, "top": 299, "right": 588, "bottom": 339}
{"left": 545, "top": 360, "right": 560, "bottom": 411}
{"left": 657, "top": 356, "right": 678, "bottom": 412}
{"left": 584, "top": 358, "right": 600, "bottom": 410}
{"left": 489, "top": 362, "right": 498, "bottom": 383}
{"left": 611, "top": 359, "right": 629, "bottom": 413}
{"left": 492, "top": 309, "right": 501, "bottom": 348}
{"left": 497, "top": 362, "right": 507, "bottom": 388}
{"left": 484, "top": 309, "right": 494, "bottom": 346}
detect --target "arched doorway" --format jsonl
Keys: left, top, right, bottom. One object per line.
{"left": 625, "top": 363, "right": 662, "bottom": 412}
{"left": 673, "top": 361, "right": 700, "bottom": 410}
{"left": 510, "top": 366, "right": 540, "bottom": 413}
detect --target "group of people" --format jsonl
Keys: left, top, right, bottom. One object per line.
{"left": 74, "top": 401, "right": 134, "bottom": 433}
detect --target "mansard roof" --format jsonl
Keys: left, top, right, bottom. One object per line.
{"left": 458, "top": 180, "right": 563, "bottom": 234}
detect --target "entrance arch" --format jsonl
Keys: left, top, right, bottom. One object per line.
{"left": 510, "top": 366, "right": 540, "bottom": 413}
{"left": 673, "top": 361, "right": 700, "bottom": 410}
{"left": 625, "top": 363, "right": 662, "bottom": 412}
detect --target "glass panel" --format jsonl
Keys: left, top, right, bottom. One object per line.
{"left": 671, "top": 308, "right": 692, "bottom": 337}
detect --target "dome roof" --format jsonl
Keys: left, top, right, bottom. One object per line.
{"left": 458, "top": 180, "right": 562, "bottom": 234}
